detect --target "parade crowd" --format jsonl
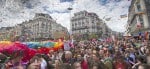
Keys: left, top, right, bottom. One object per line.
{"left": 0, "top": 37, "right": 150, "bottom": 69}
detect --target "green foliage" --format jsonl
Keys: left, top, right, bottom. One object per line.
{"left": 89, "top": 33, "right": 98, "bottom": 39}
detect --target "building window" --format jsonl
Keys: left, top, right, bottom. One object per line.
{"left": 148, "top": 12, "right": 150, "bottom": 16}
{"left": 79, "top": 22, "right": 81, "bottom": 25}
{"left": 139, "top": 15, "right": 144, "bottom": 27}
{"left": 145, "top": 0, "right": 150, "bottom": 4}
{"left": 92, "top": 21, "right": 94, "bottom": 23}
{"left": 82, "top": 22, "right": 84, "bottom": 25}
{"left": 41, "top": 23, "right": 45, "bottom": 28}
{"left": 75, "top": 23, "right": 77, "bottom": 26}
{"left": 79, "top": 30, "right": 81, "bottom": 33}
{"left": 136, "top": 2, "right": 141, "bottom": 11}
{"left": 92, "top": 25, "right": 96, "bottom": 29}
{"left": 72, "top": 24, "right": 74, "bottom": 27}
{"left": 45, "top": 24, "right": 48, "bottom": 32}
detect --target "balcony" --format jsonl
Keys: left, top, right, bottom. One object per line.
{"left": 128, "top": 16, "right": 137, "bottom": 33}
{"left": 72, "top": 26, "right": 89, "bottom": 31}
{"left": 135, "top": 9, "right": 146, "bottom": 15}
{"left": 129, "top": 23, "right": 137, "bottom": 33}
{"left": 96, "top": 26, "right": 102, "bottom": 29}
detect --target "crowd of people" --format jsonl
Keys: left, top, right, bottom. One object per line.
{"left": 0, "top": 36, "right": 150, "bottom": 69}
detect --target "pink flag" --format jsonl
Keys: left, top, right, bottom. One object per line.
{"left": 137, "top": 22, "right": 141, "bottom": 28}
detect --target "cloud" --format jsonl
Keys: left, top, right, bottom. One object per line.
{"left": 70, "top": 0, "right": 131, "bottom": 32}
{"left": 0, "top": 0, "right": 131, "bottom": 32}
{"left": 60, "top": 0, "right": 74, "bottom": 3}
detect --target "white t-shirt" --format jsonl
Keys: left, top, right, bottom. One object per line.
{"left": 64, "top": 42, "right": 71, "bottom": 51}
{"left": 41, "top": 59, "right": 47, "bottom": 69}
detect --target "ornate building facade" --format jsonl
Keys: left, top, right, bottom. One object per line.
{"left": 127, "top": 0, "right": 150, "bottom": 35}
{"left": 71, "top": 10, "right": 111, "bottom": 40}
{"left": 0, "top": 13, "right": 69, "bottom": 41}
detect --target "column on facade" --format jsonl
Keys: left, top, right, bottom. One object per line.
{"left": 70, "top": 19, "right": 72, "bottom": 34}
{"left": 140, "top": 0, "right": 149, "bottom": 28}
{"left": 88, "top": 17, "right": 91, "bottom": 33}
{"left": 37, "top": 21, "right": 39, "bottom": 38}
{"left": 32, "top": 23, "right": 35, "bottom": 39}
{"left": 39, "top": 21, "right": 42, "bottom": 38}
{"left": 31, "top": 23, "right": 33, "bottom": 38}
{"left": 47, "top": 20, "right": 50, "bottom": 38}
{"left": 30, "top": 23, "right": 33, "bottom": 39}
{"left": 43, "top": 21, "right": 46, "bottom": 38}
{"left": 134, "top": 2, "right": 141, "bottom": 31}
{"left": 85, "top": 18, "right": 89, "bottom": 33}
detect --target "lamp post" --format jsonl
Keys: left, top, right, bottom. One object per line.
{"left": 67, "top": 7, "right": 73, "bottom": 39}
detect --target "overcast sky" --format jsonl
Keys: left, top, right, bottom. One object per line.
{"left": 0, "top": 0, "right": 131, "bottom": 32}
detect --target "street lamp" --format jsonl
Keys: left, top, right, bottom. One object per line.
{"left": 67, "top": 7, "right": 73, "bottom": 11}
{"left": 67, "top": 7, "right": 73, "bottom": 39}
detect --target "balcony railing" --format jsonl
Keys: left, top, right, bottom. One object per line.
{"left": 135, "top": 10, "right": 145, "bottom": 15}
{"left": 130, "top": 23, "right": 137, "bottom": 33}
{"left": 72, "top": 26, "right": 89, "bottom": 31}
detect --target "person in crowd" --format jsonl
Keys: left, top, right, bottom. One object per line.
{"left": 145, "top": 46, "right": 150, "bottom": 65}
{"left": 0, "top": 35, "right": 150, "bottom": 69}
{"left": 5, "top": 51, "right": 25, "bottom": 69}
{"left": 73, "top": 62, "right": 82, "bottom": 69}
{"left": 138, "top": 64, "right": 150, "bottom": 69}
{"left": 98, "top": 49, "right": 104, "bottom": 60}
{"left": 61, "top": 51, "right": 75, "bottom": 65}
{"left": 40, "top": 54, "right": 47, "bottom": 69}
{"left": 91, "top": 62, "right": 99, "bottom": 69}
{"left": 41, "top": 54, "right": 54, "bottom": 69}
{"left": 132, "top": 56, "right": 146, "bottom": 69}
{"left": 0, "top": 53, "right": 8, "bottom": 68}
{"left": 91, "top": 52, "right": 107, "bottom": 69}
{"left": 62, "top": 63, "right": 72, "bottom": 69}
{"left": 26, "top": 54, "right": 42, "bottom": 69}
{"left": 113, "top": 51, "right": 131, "bottom": 69}
{"left": 124, "top": 50, "right": 134, "bottom": 66}
{"left": 103, "top": 49, "right": 113, "bottom": 69}
{"left": 81, "top": 58, "right": 88, "bottom": 69}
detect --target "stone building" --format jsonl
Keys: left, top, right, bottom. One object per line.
{"left": 0, "top": 13, "right": 69, "bottom": 41}
{"left": 127, "top": 0, "right": 150, "bottom": 35}
{"left": 71, "top": 10, "right": 111, "bottom": 40}
{"left": 0, "top": 27, "right": 11, "bottom": 40}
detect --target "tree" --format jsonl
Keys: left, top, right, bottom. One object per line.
{"left": 89, "top": 33, "right": 98, "bottom": 40}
